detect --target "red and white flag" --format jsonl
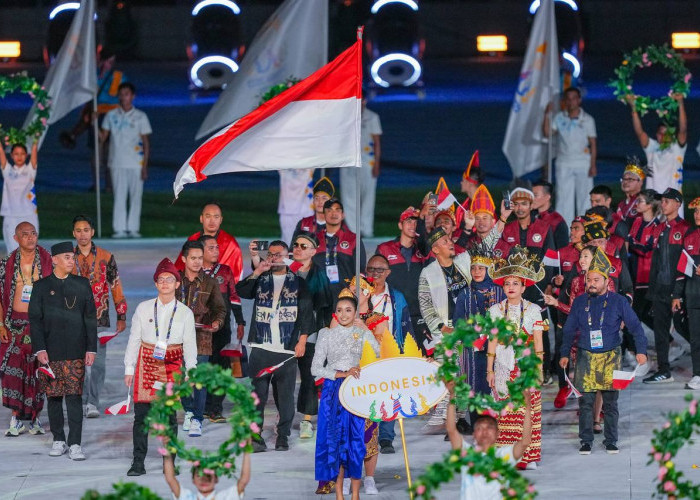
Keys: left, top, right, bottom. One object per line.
{"left": 98, "top": 331, "right": 118, "bottom": 345}
{"left": 220, "top": 342, "right": 243, "bottom": 358}
{"left": 434, "top": 177, "right": 459, "bottom": 211}
{"left": 254, "top": 356, "right": 296, "bottom": 378}
{"left": 423, "top": 338, "right": 439, "bottom": 356}
{"left": 37, "top": 365, "right": 55, "bottom": 379}
{"left": 612, "top": 369, "right": 636, "bottom": 390}
{"left": 678, "top": 249, "right": 696, "bottom": 277}
{"left": 105, "top": 390, "right": 131, "bottom": 415}
{"left": 284, "top": 258, "right": 303, "bottom": 273}
{"left": 563, "top": 372, "right": 581, "bottom": 398}
{"left": 543, "top": 249, "right": 560, "bottom": 267}
{"left": 174, "top": 35, "right": 363, "bottom": 197}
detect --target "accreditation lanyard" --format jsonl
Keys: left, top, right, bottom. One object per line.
{"left": 18, "top": 259, "right": 37, "bottom": 303}
{"left": 325, "top": 234, "right": 338, "bottom": 266}
{"left": 153, "top": 300, "right": 178, "bottom": 359}
{"left": 586, "top": 292, "right": 608, "bottom": 350}
{"left": 203, "top": 263, "right": 221, "bottom": 279}
{"left": 180, "top": 280, "right": 199, "bottom": 309}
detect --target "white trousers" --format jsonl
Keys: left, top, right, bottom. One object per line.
{"left": 111, "top": 168, "right": 143, "bottom": 234}
{"left": 3, "top": 213, "right": 39, "bottom": 255}
{"left": 339, "top": 165, "right": 377, "bottom": 237}
{"left": 554, "top": 161, "right": 592, "bottom": 225}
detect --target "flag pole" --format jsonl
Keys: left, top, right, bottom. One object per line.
{"left": 93, "top": 95, "right": 102, "bottom": 238}
{"left": 355, "top": 26, "right": 363, "bottom": 307}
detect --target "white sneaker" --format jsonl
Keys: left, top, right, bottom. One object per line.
{"left": 28, "top": 418, "right": 45, "bottom": 435}
{"left": 189, "top": 419, "right": 202, "bottom": 437}
{"left": 342, "top": 478, "right": 350, "bottom": 495}
{"left": 69, "top": 444, "right": 86, "bottom": 461}
{"left": 299, "top": 420, "right": 313, "bottom": 439}
{"left": 687, "top": 376, "right": 700, "bottom": 390}
{"left": 669, "top": 343, "right": 687, "bottom": 363}
{"left": 85, "top": 403, "right": 100, "bottom": 419}
{"left": 364, "top": 476, "right": 379, "bottom": 495}
{"left": 5, "top": 416, "right": 26, "bottom": 437}
{"left": 112, "top": 231, "right": 128, "bottom": 239}
{"left": 183, "top": 411, "right": 193, "bottom": 431}
{"left": 49, "top": 441, "right": 68, "bottom": 457}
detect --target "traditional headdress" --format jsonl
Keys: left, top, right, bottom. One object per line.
{"left": 153, "top": 258, "right": 180, "bottom": 282}
{"left": 313, "top": 177, "right": 335, "bottom": 198}
{"left": 509, "top": 187, "right": 534, "bottom": 203}
{"left": 581, "top": 214, "right": 609, "bottom": 243}
{"left": 463, "top": 150, "right": 480, "bottom": 184}
{"left": 469, "top": 242, "right": 495, "bottom": 268}
{"left": 428, "top": 227, "right": 449, "bottom": 247}
{"left": 689, "top": 197, "right": 700, "bottom": 209}
{"left": 588, "top": 247, "right": 612, "bottom": 279}
{"left": 488, "top": 246, "right": 545, "bottom": 287}
{"left": 434, "top": 209, "right": 457, "bottom": 226}
{"left": 342, "top": 275, "right": 375, "bottom": 297}
{"left": 470, "top": 184, "right": 496, "bottom": 218}
{"left": 623, "top": 156, "right": 651, "bottom": 181}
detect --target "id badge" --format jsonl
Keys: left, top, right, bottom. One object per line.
{"left": 590, "top": 329, "right": 603, "bottom": 349}
{"left": 326, "top": 264, "right": 340, "bottom": 284}
{"left": 153, "top": 341, "right": 167, "bottom": 360}
{"left": 21, "top": 285, "right": 32, "bottom": 303}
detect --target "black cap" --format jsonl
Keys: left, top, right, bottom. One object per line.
{"left": 323, "top": 198, "right": 343, "bottom": 211}
{"left": 661, "top": 188, "right": 683, "bottom": 203}
{"left": 428, "top": 227, "right": 448, "bottom": 247}
{"left": 51, "top": 241, "right": 74, "bottom": 256}
{"left": 295, "top": 231, "right": 319, "bottom": 248}
{"left": 313, "top": 177, "right": 335, "bottom": 198}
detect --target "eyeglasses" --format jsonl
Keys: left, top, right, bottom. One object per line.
{"left": 268, "top": 252, "right": 286, "bottom": 258}
{"left": 366, "top": 267, "right": 389, "bottom": 274}
{"left": 156, "top": 277, "right": 177, "bottom": 284}
{"left": 293, "top": 242, "right": 313, "bottom": 250}
{"left": 620, "top": 177, "right": 640, "bottom": 182}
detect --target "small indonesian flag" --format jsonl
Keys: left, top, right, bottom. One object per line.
{"left": 612, "top": 369, "right": 636, "bottom": 390}
{"left": 254, "top": 356, "right": 296, "bottom": 378}
{"left": 543, "top": 249, "right": 560, "bottom": 267}
{"left": 174, "top": 34, "right": 363, "bottom": 197}
{"left": 563, "top": 372, "right": 581, "bottom": 398}
{"left": 105, "top": 390, "right": 131, "bottom": 415}
{"left": 423, "top": 338, "right": 439, "bottom": 356}
{"left": 98, "top": 331, "right": 118, "bottom": 345}
{"left": 283, "top": 258, "right": 303, "bottom": 273}
{"left": 195, "top": 323, "right": 213, "bottom": 330}
{"left": 435, "top": 177, "right": 460, "bottom": 211}
{"left": 37, "top": 364, "right": 55, "bottom": 379}
{"left": 678, "top": 249, "right": 696, "bottom": 277}
{"left": 220, "top": 342, "right": 243, "bottom": 357}
{"left": 472, "top": 335, "right": 487, "bottom": 351}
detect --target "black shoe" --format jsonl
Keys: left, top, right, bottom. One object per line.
{"left": 379, "top": 440, "right": 395, "bottom": 454}
{"left": 456, "top": 418, "right": 473, "bottom": 436}
{"left": 275, "top": 436, "right": 289, "bottom": 451}
{"left": 252, "top": 434, "right": 267, "bottom": 453}
{"left": 643, "top": 371, "right": 674, "bottom": 384}
{"left": 127, "top": 460, "right": 146, "bottom": 476}
{"left": 578, "top": 443, "right": 592, "bottom": 455}
{"left": 605, "top": 443, "right": 619, "bottom": 454}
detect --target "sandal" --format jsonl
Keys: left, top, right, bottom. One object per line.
{"left": 593, "top": 421, "right": 602, "bottom": 434}
{"left": 315, "top": 481, "right": 335, "bottom": 494}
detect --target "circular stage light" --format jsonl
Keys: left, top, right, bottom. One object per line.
{"left": 190, "top": 55, "right": 239, "bottom": 89}
{"left": 370, "top": 53, "right": 422, "bottom": 88}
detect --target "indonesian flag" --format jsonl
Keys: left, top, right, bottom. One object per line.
{"left": 678, "top": 249, "right": 696, "bottom": 277}
{"left": 220, "top": 342, "right": 243, "bottom": 358}
{"left": 543, "top": 249, "right": 560, "bottom": 267}
{"left": 283, "top": 258, "right": 303, "bottom": 273}
{"left": 472, "top": 335, "right": 488, "bottom": 351}
{"left": 105, "top": 390, "right": 131, "bottom": 415}
{"left": 37, "top": 365, "right": 55, "bottom": 379}
{"left": 612, "top": 369, "right": 636, "bottom": 390}
{"left": 254, "top": 356, "right": 296, "bottom": 378}
{"left": 435, "top": 177, "right": 460, "bottom": 211}
{"left": 423, "top": 338, "right": 439, "bottom": 356}
{"left": 174, "top": 35, "right": 363, "bottom": 197}
{"left": 563, "top": 372, "right": 581, "bottom": 398}
{"left": 98, "top": 331, "right": 118, "bottom": 345}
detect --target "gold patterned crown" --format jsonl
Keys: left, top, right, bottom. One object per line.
{"left": 689, "top": 197, "right": 700, "bottom": 210}
{"left": 588, "top": 247, "right": 612, "bottom": 279}
{"left": 582, "top": 213, "right": 609, "bottom": 243}
{"left": 624, "top": 156, "right": 651, "bottom": 181}
{"left": 469, "top": 242, "right": 494, "bottom": 267}
{"left": 342, "top": 275, "right": 374, "bottom": 297}
{"left": 488, "top": 246, "right": 545, "bottom": 287}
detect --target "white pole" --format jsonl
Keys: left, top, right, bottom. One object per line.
{"left": 93, "top": 96, "right": 102, "bottom": 238}
{"left": 355, "top": 166, "right": 361, "bottom": 304}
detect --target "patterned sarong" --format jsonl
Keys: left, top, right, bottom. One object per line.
{"left": 0, "top": 312, "right": 43, "bottom": 419}
{"left": 41, "top": 359, "right": 85, "bottom": 397}
{"left": 133, "top": 342, "right": 183, "bottom": 403}
{"left": 574, "top": 347, "right": 621, "bottom": 393}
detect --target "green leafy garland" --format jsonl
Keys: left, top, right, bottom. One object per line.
{"left": 437, "top": 313, "right": 542, "bottom": 413}
{"left": 145, "top": 363, "right": 260, "bottom": 478}
{"left": 410, "top": 446, "right": 537, "bottom": 500}
{"left": 648, "top": 394, "right": 700, "bottom": 499}
{"left": 410, "top": 314, "right": 540, "bottom": 499}
{"left": 610, "top": 44, "right": 692, "bottom": 125}
{"left": 259, "top": 77, "right": 300, "bottom": 106}
{"left": 81, "top": 482, "right": 164, "bottom": 500}
{"left": 0, "top": 72, "right": 51, "bottom": 146}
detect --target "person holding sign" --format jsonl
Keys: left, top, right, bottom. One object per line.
{"left": 486, "top": 247, "right": 545, "bottom": 470}
{"left": 560, "top": 248, "right": 647, "bottom": 455}
{"left": 312, "top": 294, "right": 380, "bottom": 500}
{"left": 445, "top": 380, "right": 532, "bottom": 500}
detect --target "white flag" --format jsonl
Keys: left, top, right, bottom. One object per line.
{"left": 502, "top": 0, "right": 559, "bottom": 177}
{"left": 25, "top": 0, "right": 96, "bottom": 147}
{"left": 195, "top": 0, "right": 328, "bottom": 140}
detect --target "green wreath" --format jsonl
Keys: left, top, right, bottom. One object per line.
{"left": 259, "top": 77, "right": 300, "bottom": 106}
{"left": 436, "top": 314, "right": 542, "bottom": 413}
{"left": 145, "top": 363, "right": 260, "bottom": 478}
{"left": 610, "top": 44, "right": 692, "bottom": 124}
{"left": 0, "top": 72, "right": 51, "bottom": 146}
{"left": 411, "top": 446, "right": 537, "bottom": 500}
{"left": 648, "top": 394, "right": 700, "bottom": 499}
{"left": 81, "top": 482, "right": 163, "bottom": 500}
